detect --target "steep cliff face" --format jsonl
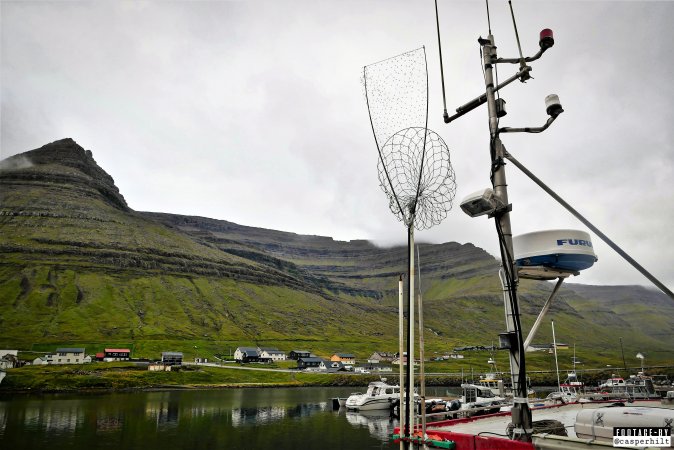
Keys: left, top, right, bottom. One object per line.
{"left": 141, "top": 212, "right": 502, "bottom": 298}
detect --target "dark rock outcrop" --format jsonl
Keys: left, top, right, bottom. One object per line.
{"left": 0, "top": 138, "right": 128, "bottom": 211}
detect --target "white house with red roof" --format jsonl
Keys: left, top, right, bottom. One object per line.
{"left": 103, "top": 348, "right": 131, "bottom": 361}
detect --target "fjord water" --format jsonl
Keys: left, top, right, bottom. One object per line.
{"left": 0, "top": 387, "right": 404, "bottom": 450}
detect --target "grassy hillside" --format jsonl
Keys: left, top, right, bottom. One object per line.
{"left": 1, "top": 139, "right": 673, "bottom": 369}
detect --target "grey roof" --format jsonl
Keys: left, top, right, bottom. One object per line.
{"left": 298, "top": 357, "right": 323, "bottom": 363}
{"left": 237, "top": 347, "right": 259, "bottom": 352}
{"left": 371, "top": 351, "right": 396, "bottom": 357}
{"left": 290, "top": 350, "right": 310, "bottom": 353}
{"left": 162, "top": 352, "right": 184, "bottom": 357}
{"left": 335, "top": 353, "right": 355, "bottom": 358}
{"left": 323, "top": 360, "right": 344, "bottom": 368}
{"left": 56, "top": 347, "right": 85, "bottom": 353}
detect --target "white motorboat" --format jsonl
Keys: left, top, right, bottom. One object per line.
{"left": 599, "top": 376, "right": 625, "bottom": 389}
{"left": 345, "top": 380, "right": 413, "bottom": 411}
{"left": 454, "top": 383, "right": 510, "bottom": 414}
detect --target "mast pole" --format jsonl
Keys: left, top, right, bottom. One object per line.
{"left": 404, "top": 223, "right": 416, "bottom": 440}
{"left": 398, "top": 274, "right": 405, "bottom": 438}
{"left": 552, "top": 320, "right": 561, "bottom": 392}
{"left": 482, "top": 34, "right": 532, "bottom": 440}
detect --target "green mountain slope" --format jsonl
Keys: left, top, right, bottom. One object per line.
{"left": 1, "top": 139, "right": 672, "bottom": 366}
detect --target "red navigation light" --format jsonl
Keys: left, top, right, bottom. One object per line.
{"left": 539, "top": 28, "right": 554, "bottom": 49}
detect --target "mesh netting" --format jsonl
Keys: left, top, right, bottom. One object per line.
{"left": 363, "top": 48, "right": 456, "bottom": 230}
{"left": 378, "top": 127, "right": 456, "bottom": 229}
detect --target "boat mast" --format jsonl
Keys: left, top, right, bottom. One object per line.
{"left": 435, "top": 0, "right": 560, "bottom": 440}
{"left": 552, "top": 320, "right": 561, "bottom": 392}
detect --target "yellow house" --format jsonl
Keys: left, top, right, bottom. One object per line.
{"left": 330, "top": 353, "right": 356, "bottom": 365}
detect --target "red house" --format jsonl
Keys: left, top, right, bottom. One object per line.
{"left": 104, "top": 348, "right": 131, "bottom": 361}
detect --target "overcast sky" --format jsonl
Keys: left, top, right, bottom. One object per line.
{"left": 2, "top": 0, "right": 673, "bottom": 292}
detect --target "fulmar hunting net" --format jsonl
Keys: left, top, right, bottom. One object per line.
{"left": 363, "top": 47, "right": 456, "bottom": 230}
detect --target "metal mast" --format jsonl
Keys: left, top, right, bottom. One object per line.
{"left": 435, "top": 0, "right": 559, "bottom": 437}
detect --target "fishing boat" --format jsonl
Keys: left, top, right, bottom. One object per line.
{"left": 477, "top": 373, "right": 505, "bottom": 397}
{"left": 586, "top": 372, "right": 660, "bottom": 401}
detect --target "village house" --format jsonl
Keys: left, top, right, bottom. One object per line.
{"left": 258, "top": 347, "right": 286, "bottom": 361}
{"left": 296, "top": 357, "right": 322, "bottom": 370}
{"left": 54, "top": 348, "right": 88, "bottom": 364}
{"left": 330, "top": 353, "right": 356, "bottom": 365}
{"left": 103, "top": 348, "right": 131, "bottom": 361}
{"left": 161, "top": 352, "right": 183, "bottom": 366}
{"left": 234, "top": 347, "right": 264, "bottom": 363}
{"left": 0, "top": 350, "right": 19, "bottom": 369}
{"left": 367, "top": 351, "right": 396, "bottom": 363}
{"left": 319, "top": 360, "right": 346, "bottom": 372}
{"left": 32, "top": 354, "right": 54, "bottom": 365}
{"left": 288, "top": 350, "right": 311, "bottom": 360}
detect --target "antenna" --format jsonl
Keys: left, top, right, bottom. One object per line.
{"left": 363, "top": 47, "right": 456, "bottom": 443}
{"left": 434, "top": 0, "right": 449, "bottom": 122}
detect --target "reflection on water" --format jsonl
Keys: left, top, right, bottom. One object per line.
{"left": 345, "top": 410, "right": 399, "bottom": 441}
{"left": 0, "top": 388, "right": 399, "bottom": 450}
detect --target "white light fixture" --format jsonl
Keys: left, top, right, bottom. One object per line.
{"left": 460, "top": 188, "right": 505, "bottom": 218}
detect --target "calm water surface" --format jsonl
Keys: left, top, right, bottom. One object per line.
{"left": 0, "top": 387, "right": 455, "bottom": 450}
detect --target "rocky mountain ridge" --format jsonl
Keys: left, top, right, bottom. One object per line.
{"left": 1, "top": 139, "right": 672, "bottom": 359}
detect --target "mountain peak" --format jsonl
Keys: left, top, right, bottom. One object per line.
{"left": 0, "top": 138, "right": 128, "bottom": 210}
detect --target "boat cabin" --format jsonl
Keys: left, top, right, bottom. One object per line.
{"left": 462, "top": 384, "right": 497, "bottom": 403}
{"left": 367, "top": 381, "right": 400, "bottom": 396}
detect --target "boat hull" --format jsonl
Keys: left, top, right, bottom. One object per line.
{"left": 345, "top": 396, "right": 395, "bottom": 411}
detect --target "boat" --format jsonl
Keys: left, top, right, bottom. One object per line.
{"left": 477, "top": 373, "right": 505, "bottom": 397}
{"left": 546, "top": 372, "right": 584, "bottom": 404}
{"left": 407, "top": 399, "right": 674, "bottom": 449}
{"left": 345, "top": 380, "right": 412, "bottom": 411}
{"left": 454, "top": 383, "right": 510, "bottom": 415}
{"left": 586, "top": 372, "right": 660, "bottom": 401}
{"left": 598, "top": 376, "right": 625, "bottom": 389}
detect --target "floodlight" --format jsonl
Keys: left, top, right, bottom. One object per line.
{"left": 460, "top": 188, "right": 505, "bottom": 218}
